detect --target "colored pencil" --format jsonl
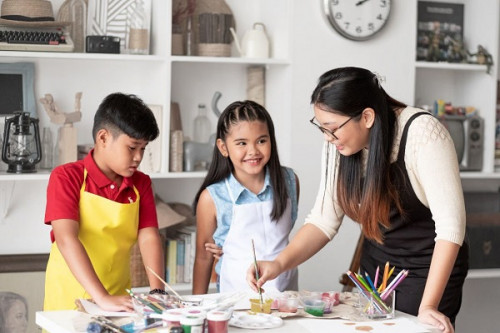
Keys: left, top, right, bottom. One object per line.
{"left": 347, "top": 271, "right": 389, "bottom": 313}
{"left": 355, "top": 272, "right": 371, "bottom": 291}
{"left": 378, "top": 261, "right": 390, "bottom": 292}
{"left": 387, "top": 266, "right": 395, "bottom": 279}
{"left": 374, "top": 265, "right": 380, "bottom": 288}
{"left": 364, "top": 272, "right": 379, "bottom": 296}
{"left": 251, "top": 239, "right": 264, "bottom": 311}
{"left": 126, "top": 289, "right": 163, "bottom": 314}
{"left": 381, "top": 270, "right": 409, "bottom": 300}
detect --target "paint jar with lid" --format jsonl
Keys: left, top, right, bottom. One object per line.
{"left": 162, "top": 309, "right": 184, "bottom": 328}
{"left": 180, "top": 314, "right": 205, "bottom": 333}
{"left": 206, "top": 309, "right": 231, "bottom": 333}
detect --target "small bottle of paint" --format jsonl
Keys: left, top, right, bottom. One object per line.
{"left": 180, "top": 314, "right": 205, "bottom": 333}
{"left": 162, "top": 309, "right": 184, "bottom": 328}
{"left": 206, "top": 309, "right": 231, "bottom": 333}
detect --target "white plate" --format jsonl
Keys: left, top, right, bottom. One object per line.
{"left": 229, "top": 312, "right": 283, "bottom": 329}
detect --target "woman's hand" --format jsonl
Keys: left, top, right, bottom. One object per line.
{"left": 418, "top": 306, "right": 454, "bottom": 333}
{"left": 205, "top": 242, "right": 223, "bottom": 259}
{"left": 246, "top": 260, "right": 283, "bottom": 292}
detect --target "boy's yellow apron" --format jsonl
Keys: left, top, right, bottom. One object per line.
{"left": 44, "top": 169, "right": 139, "bottom": 310}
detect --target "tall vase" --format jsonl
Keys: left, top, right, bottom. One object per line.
{"left": 193, "top": 0, "right": 235, "bottom": 57}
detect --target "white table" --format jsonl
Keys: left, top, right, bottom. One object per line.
{"left": 36, "top": 309, "right": 440, "bottom": 333}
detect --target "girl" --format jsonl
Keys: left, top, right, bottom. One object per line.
{"left": 247, "top": 67, "right": 468, "bottom": 333}
{"left": 0, "top": 292, "right": 28, "bottom": 333}
{"left": 193, "top": 100, "right": 299, "bottom": 294}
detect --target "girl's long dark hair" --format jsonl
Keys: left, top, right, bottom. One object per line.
{"left": 193, "top": 100, "right": 288, "bottom": 221}
{"left": 311, "top": 67, "right": 407, "bottom": 243}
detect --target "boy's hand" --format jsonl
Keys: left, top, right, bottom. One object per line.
{"left": 205, "top": 242, "right": 223, "bottom": 259}
{"left": 94, "top": 294, "right": 134, "bottom": 312}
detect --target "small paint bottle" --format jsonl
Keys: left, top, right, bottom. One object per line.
{"left": 162, "top": 309, "right": 184, "bottom": 328}
{"left": 180, "top": 314, "right": 205, "bottom": 333}
{"left": 206, "top": 309, "right": 231, "bottom": 333}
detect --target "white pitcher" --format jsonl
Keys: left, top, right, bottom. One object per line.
{"left": 230, "top": 22, "right": 270, "bottom": 58}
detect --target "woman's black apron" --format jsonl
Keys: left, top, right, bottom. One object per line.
{"left": 360, "top": 112, "right": 469, "bottom": 324}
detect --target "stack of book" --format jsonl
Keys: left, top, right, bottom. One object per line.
{"left": 164, "top": 223, "right": 218, "bottom": 285}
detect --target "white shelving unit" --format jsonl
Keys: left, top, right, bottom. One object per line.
{"left": 0, "top": 0, "right": 293, "bottom": 291}
{"left": 412, "top": 0, "right": 500, "bottom": 279}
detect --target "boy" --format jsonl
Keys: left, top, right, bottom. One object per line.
{"left": 44, "top": 93, "right": 165, "bottom": 312}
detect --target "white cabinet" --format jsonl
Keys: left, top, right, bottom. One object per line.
{"left": 0, "top": 0, "right": 293, "bottom": 181}
{"left": 412, "top": 0, "right": 500, "bottom": 179}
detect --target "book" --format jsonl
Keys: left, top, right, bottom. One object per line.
{"left": 176, "top": 238, "right": 185, "bottom": 283}
{"left": 416, "top": 1, "right": 465, "bottom": 62}
{"left": 167, "top": 239, "right": 177, "bottom": 284}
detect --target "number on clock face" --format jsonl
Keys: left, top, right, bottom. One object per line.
{"left": 325, "top": 0, "right": 391, "bottom": 41}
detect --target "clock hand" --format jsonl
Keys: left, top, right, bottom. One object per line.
{"left": 356, "top": 0, "right": 370, "bottom": 5}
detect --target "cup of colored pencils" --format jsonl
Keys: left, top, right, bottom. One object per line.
{"left": 346, "top": 264, "right": 408, "bottom": 319}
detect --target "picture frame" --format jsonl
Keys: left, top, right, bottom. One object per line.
{"left": 87, "top": 0, "right": 152, "bottom": 53}
{"left": 0, "top": 62, "right": 36, "bottom": 118}
{"left": 416, "top": 1, "right": 465, "bottom": 63}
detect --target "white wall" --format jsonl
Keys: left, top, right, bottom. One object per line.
{"left": 0, "top": 1, "right": 497, "bottom": 331}
{"left": 289, "top": 0, "right": 417, "bottom": 292}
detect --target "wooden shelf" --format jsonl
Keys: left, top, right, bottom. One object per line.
{"left": 0, "top": 171, "right": 207, "bottom": 181}
{"left": 467, "top": 269, "right": 500, "bottom": 279}
{"left": 171, "top": 55, "right": 290, "bottom": 65}
{"left": 415, "top": 61, "right": 488, "bottom": 71}
{"left": 0, "top": 51, "right": 165, "bottom": 62}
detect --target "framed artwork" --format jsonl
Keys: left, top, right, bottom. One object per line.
{"left": 0, "top": 62, "right": 36, "bottom": 117}
{"left": 87, "top": 0, "right": 152, "bottom": 52}
{"left": 416, "top": 1, "right": 465, "bottom": 62}
{"left": 138, "top": 104, "right": 162, "bottom": 174}
{"left": 0, "top": 254, "right": 48, "bottom": 333}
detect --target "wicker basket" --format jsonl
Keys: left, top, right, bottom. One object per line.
{"left": 130, "top": 242, "right": 149, "bottom": 288}
{"left": 198, "top": 43, "right": 231, "bottom": 57}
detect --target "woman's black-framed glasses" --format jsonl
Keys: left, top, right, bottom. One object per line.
{"left": 309, "top": 116, "right": 353, "bottom": 140}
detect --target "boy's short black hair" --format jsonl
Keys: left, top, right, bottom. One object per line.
{"left": 92, "top": 93, "right": 159, "bottom": 142}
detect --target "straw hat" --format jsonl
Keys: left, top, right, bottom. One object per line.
{"left": 0, "top": 0, "right": 70, "bottom": 28}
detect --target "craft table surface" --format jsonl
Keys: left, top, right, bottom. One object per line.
{"left": 36, "top": 309, "right": 440, "bottom": 333}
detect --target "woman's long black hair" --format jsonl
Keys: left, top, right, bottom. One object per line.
{"left": 311, "top": 67, "right": 407, "bottom": 243}
{"left": 193, "top": 100, "right": 288, "bottom": 221}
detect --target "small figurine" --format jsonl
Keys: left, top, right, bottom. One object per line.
{"left": 469, "top": 45, "right": 494, "bottom": 73}
{"left": 39, "top": 93, "right": 83, "bottom": 165}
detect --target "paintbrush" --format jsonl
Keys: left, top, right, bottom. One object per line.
{"left": 146, "top": 266, "right": 184, "bottom": 301}
{"left": 251, "top": 239, "right": 264, "bottom": 311}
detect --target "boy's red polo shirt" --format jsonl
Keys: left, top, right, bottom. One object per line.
{"left": 45, "top": 150, "right": 158, "bottom": 242}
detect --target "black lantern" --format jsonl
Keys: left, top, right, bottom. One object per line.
{"left": 2, "top": 112, "right": 42, "bottom": 173}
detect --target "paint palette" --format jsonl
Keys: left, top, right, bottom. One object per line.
{"left": 229, "top": 312, "right": 283, "bottom": 329}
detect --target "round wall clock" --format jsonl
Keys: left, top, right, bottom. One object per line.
{"left": 323, "top": 0, "right": 392, "bottom": 41}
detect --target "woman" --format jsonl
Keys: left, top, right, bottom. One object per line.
{"left": 247, "top": 67, "right": 468, "bottom": 333}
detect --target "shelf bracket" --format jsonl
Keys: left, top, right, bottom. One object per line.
{"left": 0, "top": 180, "right": 15, "bottom": 220}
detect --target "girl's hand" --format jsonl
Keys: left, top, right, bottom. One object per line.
{"left": 246, "top": 260, "right": 282, "bottom": 292}
{"left": 205, "top": 243, "right": 223, "bottom": 259}
{"left": 94, "top": 294, "right": 134, "bottom": 312}
{"left": 418, "top": 306, "right": 454, "bottom": 333}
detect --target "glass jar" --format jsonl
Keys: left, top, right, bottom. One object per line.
{"left": 127, "top": 0, "right": 150, "bottom": 54}
{"left": 40, "top": 127, "right": 54, "bottom": 170}
{"left": 193, "top": 103, "right": 212, "bottom": 143}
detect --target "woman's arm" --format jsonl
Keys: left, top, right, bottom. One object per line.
{"left": 138, "top": 227, "right": 165, "bottom": 290}
{"left": 192, "top": 189, "right": 217, "bottom": 294}
{"left": 418, "top": 240, "right": 460, "bottom": 333}
{"left": 247, "top": 223, "right": 330, "bottom": 291}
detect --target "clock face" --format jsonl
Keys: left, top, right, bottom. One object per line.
{"left": 324, "top": 0, "right": 391, "bottom": 41}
